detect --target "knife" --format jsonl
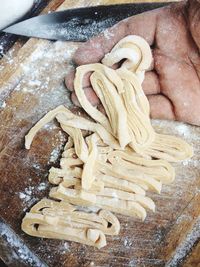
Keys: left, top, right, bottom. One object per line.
{"left": 2, "top": 2, "right": 172, "bottom": 41}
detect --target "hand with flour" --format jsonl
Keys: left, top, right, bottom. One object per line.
{"left": 0, "top": 0, "right": 34, "bottom": 30}
{"left": 65, "top": 0, "right": 200, "bottom": 126}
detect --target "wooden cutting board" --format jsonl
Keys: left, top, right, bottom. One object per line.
{"left": 0, "top": 1, "right": 199, "bottom": 266}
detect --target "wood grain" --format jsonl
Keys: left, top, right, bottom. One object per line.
{"left": 183, "top": 241, "right": 200, "bottom": 267}
{"left": 0, "top": 0, "right": 199, "bottom": 266}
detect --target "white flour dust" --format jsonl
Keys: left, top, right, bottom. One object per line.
{"left": 123, "top": 237, "right": 132, "bottom": 248}
{"left": 0, "top": 222, "right": 47, "bottom": 266}
{"left": 166, "top": 218, "right": 200, "bottom": 267}
{"left": 48, "top": 147, "right": 61, "bottom": 163}
{"left": 48, "top": 130, "right": 66, "bottom": 163}
{"left": 26, "top": 17, "right": 116, "bottom": 42}
{"left": 0, "top": 100, "right": 7, "bottom": 108}
{"left": 18, "top": 181, "right": 48, "bottom": 211}
{"left": 0, "top": 45, "right": 15, "bottom": 71}
{"left": 59, "top": 241, "right": 71, "bottom": 254}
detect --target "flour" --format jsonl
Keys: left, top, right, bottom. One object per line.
{"left": 0, "top": 45, "right": 16, "bottom": 72}
{"left": 48, "top": 131, "right": 66, "bottom": 163}
{"left": 0, "top": 222, "right": 47, "bottom": 267}
{"left": 182, "top": 158, "right": 199, "bottom": 167}
{"left": 166, "top": 218, "right": 200, "bottom": 266}
{"left": 19, "top": 192, "right": 31, "bottom": 202}
{"left": 25, "top": 17, "right": 116, "bottom": 41}
{"left": 28, "top": 80, "right": 42, "bottom": 87}
{"left": 152, "top": 119, "right": 200, "bottom": 141}
{"left": 176, "top": 214, "right": 191, "bottom": 224}
{"left": 14, "top": 41, "right": 77, "bottom": 98}
{"left": 173, "top": 124, "right": 191, "bottom": 138}
{"left": 8, "top": 41, "right": 75, "bottom": 125}
{"left": 32, "top": 162, "right": 41, "bottom": 170}
{"left": 19, "top": 186, "right": 37, "bottom": 211}
{"left": 129, "top": 258, "right": 164, "bottom": 266}
{"left": 103, "top": 29, "right": 114, "bottom": 40}
{"left": 18, "top": 181, "right": 48, "bottom": 211}
{"left": 48, "top": 147, "right": 60, "bottom": 163}
{"left": 43, "top": 122, "right": 58, "bottom": 131}
{"left": 59, "top": 241, "right": 70, "bottom": 254}
{"left": 19, "top": 186, "right": 34, "bottom": 203}
{"left": 37, "top": 182, "right": 47, "bottom": 191}
{"left": 0, "top": 100, "right": 7, "bottom": 108}
{"left": 124, "top": 237, "right": 132, "bottom": 248}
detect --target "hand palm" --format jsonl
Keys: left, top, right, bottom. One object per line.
{"left": 66, "top": 0, "right": 200, "bottom": 126}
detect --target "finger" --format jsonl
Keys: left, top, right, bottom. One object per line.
{"left": 154, "top": 48, "right": 200, "bottom": 125}
{"left": 73, "top": 9, "right": 159, "bottom": 65}
{"left": 65, "top": 69, "right": 92, "bottom": 91}
{"left": 142, "top": 71, "right": 160, "bottom": 95}
{"left": 187, "top": 0, "right": 200, "bottom": 50}
{"left": 148, "top": 94, "right": 175, "bottom": 120}
{"left": 71, "top": 87, "right": 100, "bottom": 107}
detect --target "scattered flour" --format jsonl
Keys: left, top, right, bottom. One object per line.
{"left": 124, "top": 237, "right": 132, "bottom": 248}
{"left": 28, "top": 80, "right": 42, "bottom": 87}
{"left": 18, "top": 181, "right": 48, "bottom": 211}
{"left": 13, "top": 41, "right": 77, "bottom": 98}
{"left": 0, "top": 45, "right": 16, "bottom": 72}
{"left": 25, "top": 17, "right": 116, "bottom": 41}
{"left": 129, "top": 258, "right": 163, "bottom": 266}
{"left": 19, "top": 186, "right": 34, "bottom": 203}
{"left": 166, "top": 218, "right": 200, "bottom": 266}
{"left": 0, "top": 100, "right": 7, "bottom": 108}
{"left": 19, "top": 192, "right": 31, "bottom": 202}
{"left": 182, "top": 158, "right": 199, "bottom": 167}
{"left": 176, "top": 214, "right": 191, "bottom": 224}
{"left": 48, "top": 130, "right": 66, "bottom": 163}
{"left": 152, "top": 119, "right": 200, "bottom": 142}
{"left": 43, "top": 122, "right": 58, "bottom": 131}
{"left": 59, "top": 241, "right": 70, "bottom": 254}
{"left": 37, "top": 182, "right": 47, "bottom": 191}
{"left": 48, "top": 147, "right": 61, "bottom": 163}
{"left": 174, "top": 124, "right": 191, "bottom": 138}
{"left": 103, "top": 29, "right": 114, "bottom": 40}
{"left": 32, "top": 162, "right": 41, "bottom": 170}
{"left": 0, "top": 222, "right": 47, "bottom": 267}
{"left": 18, "top": 186, "right": 37, "bottom": 211}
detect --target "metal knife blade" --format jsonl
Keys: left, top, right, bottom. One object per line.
{"left": 2, "top": 3, "right": 172, "bottom": 41}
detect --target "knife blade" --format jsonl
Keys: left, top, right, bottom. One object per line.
{"left": 2, "top": 3, "right": 172, "bottom": 41}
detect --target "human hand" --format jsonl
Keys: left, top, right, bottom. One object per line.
{"left": 65, "top": 0, "right": 200, "bottom": 126}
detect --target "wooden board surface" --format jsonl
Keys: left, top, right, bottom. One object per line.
{"left": 0, "top": 0, "right": 200, "bottom": 266}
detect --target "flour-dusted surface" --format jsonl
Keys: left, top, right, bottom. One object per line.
{"left": 1, "top": 44, "right": 200, "bottom": 267}
{"left": 0, "top": 0, "right": 200, "bottom": 266}
{"left": 0, "top": 222, "right": 47, "bottom": 267}
{"left": 166, "top": 217, "right": 200, "bottom": 267}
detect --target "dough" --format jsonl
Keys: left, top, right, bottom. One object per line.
{"left": 22, "top": 35, "right": 193, "bottom": 248}
{"left": 22, "top": 199, "right": 119, "bottom": 248}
